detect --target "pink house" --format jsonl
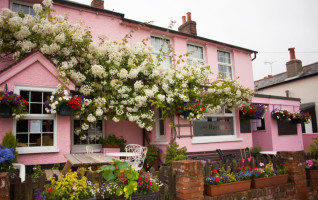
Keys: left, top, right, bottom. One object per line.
{"left": 0, "top": 0, "right": 306, "bottom": 167}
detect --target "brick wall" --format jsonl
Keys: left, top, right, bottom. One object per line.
{"left": 0, "top": 172, "right": 10, "bottom": 200}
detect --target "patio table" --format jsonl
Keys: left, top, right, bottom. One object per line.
{"left": 61, "top": 153, "right": 115, "bottom": 175}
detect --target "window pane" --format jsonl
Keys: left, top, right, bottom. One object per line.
{"left": 16, "top": 134, "right": 28, "bottom": 147}
{"left": 17, "top": 120, "right": 28, "bottom": 132}
{"left": 42, "top": 120, "right": 54, "bottom": 132}
{"left": 20, "top": 90, "right": 30, "bottom": 101}
{"left": 30, "top": 134, "right": 41, "bottom": 146}
{"left": 12, "top": 3, "right": 20, "bottom": 12}
{"left": 30, "top": 103, "right": 42, "bottom": 114}
{"left": 31, "top": 91, "right": 42, "bottom": 102}
{"left": 42, "top": 133, "right": 53, "bottom": 146}
{"left": 21, "top": 5, "right": 29, "bottom": 14}
{"left": 43, "top": 92, "right": 51, "bottom": 102}
{"left": 73, "top": 120, "right": 103, "bottom": 145}
{"left": 193, "top": 117, "right": 234, "bottom": 136}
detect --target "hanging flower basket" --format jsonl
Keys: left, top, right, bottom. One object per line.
{"left": 0, "top": 105, "right": 12, "bottom": 117}
{"left": 251, "top": 174, "right": 288, "bottom": 189}
{"left": 109, "top": 191, "right": 159, "bottom": 200}
{"left": 57, "top": 104, "right": 75, "bottom": 116}
{"left": 204, "top": 180, "right": 251, "bottom": 196}
{"left": 181, "top": 110, "right": 191, "bottom": 119}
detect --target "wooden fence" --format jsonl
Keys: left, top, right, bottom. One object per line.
{"left": 305, "top": 151, "right": 318, "bottom": 160}
{"left": 9, "top": 166, "right": 176, "bottom": 200}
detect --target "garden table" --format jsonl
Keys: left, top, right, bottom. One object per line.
{"left": 61, "top": 153, "right": 115, "bottom": 175}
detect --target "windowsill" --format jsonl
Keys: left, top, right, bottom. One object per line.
{"left": 17, "top": 147, "right": 59, "bottom": 154}
{"left": 192, "top": 136, "right": 243, "bottom": 144}
{"left": 150, "top": 139, "right": 169, "bottom": 146}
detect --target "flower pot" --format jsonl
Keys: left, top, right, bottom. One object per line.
{"left": 204, "top": 180, "right": 251, "bottom": 196}
{"left": 109, "top": 191, "right": 159, "bottom": 200}
{"left": 57, "top": 104, "right": 74, "bottom": 116}
{"left": 181, "top": 110, "right": 191, "bottom": 119}
{"left": 251, "top": 174, "right": 288, "bottom": 189}
{"left": 306, "top": 169, "right": 318, "bottom": 179}
{"left": 0, "top": 105, "right": 12, "bottom": 117}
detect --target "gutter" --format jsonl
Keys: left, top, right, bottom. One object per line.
{"left": 252, "top": 52, "right": 257, "bottom": 61}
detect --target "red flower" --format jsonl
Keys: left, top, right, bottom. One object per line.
{"left": 212, "top": 169, "right": 217, "bottom": 173}
{"left": 46, "top": 187, "right": 53, "bottom": 193}
{"left": 215, "top": 177, "right": 220, "bottom": 183}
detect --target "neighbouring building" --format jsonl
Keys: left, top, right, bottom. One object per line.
{"left": 0, "top": 0, "right": 307, "bottom": 166}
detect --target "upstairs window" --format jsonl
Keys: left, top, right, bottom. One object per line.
{"left": 151, "top": 36, "right": 172, "bottom": 68}
{"left": 217, "top": 50, "right": 233, "bottom": 79}
{"left": 187, "top": 44, "right": 205, "bottom": 65}
{"left": 11, "top": 2, "right": 36, "bottom": 16}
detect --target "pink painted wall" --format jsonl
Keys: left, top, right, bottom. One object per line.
{"left": 105, "top": 120, "right": 143, "bottom": 146}
{"left": 302, "top": 134, "right": 318, "bottom": 152}
{"left": 252, "top": 96, "right": 304, "bottom": 152}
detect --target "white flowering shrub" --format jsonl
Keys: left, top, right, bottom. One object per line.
{"left": 0, "top": 1, "right": 252, "bottom": 134}
{"left": 203, "top": 76, "right": 254, "bottom": 114}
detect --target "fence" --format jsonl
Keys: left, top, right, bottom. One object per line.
{"left": 9, "top": 166, "right": 176, "bottom": 200}
{"left": 305, "top": 151, "right": 318, "bottom": 160}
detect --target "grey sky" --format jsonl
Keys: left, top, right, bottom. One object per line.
{"left": 72, "top": 0, "right": 318, "bottom": 80}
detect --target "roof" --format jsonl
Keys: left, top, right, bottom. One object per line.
{"left": 254, "top": 62, "right": 318, "bottom": 90}
{"left": 55, "top": 0, "right": 257, "bottom": 54}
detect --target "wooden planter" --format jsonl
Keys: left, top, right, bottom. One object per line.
{"left": 251, "top": 174, "right": 288, "bottom": 189}
{"left": 109, "top": 191, "right": 159, "bottom": 200}
{"left": 205, "top": 180, "right": 251, "bottom": 196}
{"left": 0, "top": 105, "right": 12, "bottom": 117}
{"left": 306, "top": 169, "right": 318, "bottom": 179}
{"left": 57, "top": 104, "right": 74, "bottom": 116}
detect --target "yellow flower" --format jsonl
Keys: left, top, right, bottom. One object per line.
{"left": 124, "top": 188, "right": 127, "bottom": 192}
{"left": 134, "top": 187, "right": 137, "bottom": 191}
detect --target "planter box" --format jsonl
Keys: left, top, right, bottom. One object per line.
{"left": 306, "top": 169, "right": 318, "bottom": 179}
{"left": 251, "top": 174, "right": 288, "bottom": 189}
{"left": 57, "top": 104, "right": 74, "bottom": 116}
{"left": 109, "top": 191, "right": 159, "bottom": 200}
{"left": 0, "top": 105, "right": 12, "bottom": 117}
{"left": 204, "top": 180, "right": 251, "bottom": 196}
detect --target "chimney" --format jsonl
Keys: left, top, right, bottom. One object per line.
{"left": 91, "top": 0, "right": 104, "bottom": 9}
{"left": 286, "top": 47, "right": 302, "bottom": 78}
{"left": 178, "top": 12, "right": 197, "bottom": 36}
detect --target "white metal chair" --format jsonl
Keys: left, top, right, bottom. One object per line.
{"left": 125, "top": 144, "right": 148, "bottom": 171}
{"left": 86, "top": 145, "right": 94, "bottom": 154}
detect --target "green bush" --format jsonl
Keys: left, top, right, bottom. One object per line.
{"left": 2, "top": 132, "right": 18, "bottom": 162}
{"left": 309, "top": 137, "right": 318, "bottom": 153}
{"left": 144, "top": 145, "right": 158, "bottom": 170}
{"left": 163, "top": 142, "right": 188, "bottom": 166}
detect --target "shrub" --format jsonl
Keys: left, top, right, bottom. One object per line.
{"left": 163, "top": 142, "right": 188, "bottom": 166}
{"left": 2, "top": 132, "right": 18, "bottom": 162}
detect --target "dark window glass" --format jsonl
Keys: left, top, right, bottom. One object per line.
{"left": 17, "top": 120, "right": 28, "bottom": 132}
{"left": 30, "top": 103, "right": 42, "bottom": 114}
{"left": 42, "top": 120, "right": 54, "bottom": 132}
{"left": 30, "top": 134, "right": 41, "bottom": 146}
{"left": 31, "top": 91, "right": 42, "bottom": 102}
{"left": 16, "top": 134, "right": 28, "bottom": 147}
{"left": 42, "top": 134, "right": 53, "bottom": 146}
{"left": 277, "top": 121, "right": 297, "bottom": 135}
{"left": 194, "top": 117, "right": 234, "bottom": 136}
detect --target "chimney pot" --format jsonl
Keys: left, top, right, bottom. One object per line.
{"left": 182, "top": 16, "right": 186, "bottom": 24}
{"left": 91, "top": 0, "right": 104, "bottom": 9}
{"left": 288, "top": 47, "right": 296, "bottom": 60}
{"left": 186, "top": 12, "right": 191, "bottom": 21}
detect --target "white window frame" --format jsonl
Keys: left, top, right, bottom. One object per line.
{"left": 71, "top": 119, "right": 104, "bottom": 153}
{"left": 11, "top": 1, "right": 36, "bottom": 16}
{"left": 187, "top": 43, "right": 205, "bottom": 65}
{"left": 151, "top": 35, "right": 172, "bottom": 68}
{"left": 217, "top": 50, "right": 233, "bottom": 80}
{"left": 13, "top": 85, "right": 58, "bottom": 154}
{"left": 192, "top": 107, "right": 242, "bottom": 144}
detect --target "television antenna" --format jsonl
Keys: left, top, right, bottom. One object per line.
{"left": 264, "top": 61, "right": 276, "bottom": 76}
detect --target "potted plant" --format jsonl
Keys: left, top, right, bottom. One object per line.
{"left": 0, "top": 90, "right": 28, "bottom": 119}
{"left": 239, "top": 104, "right": 267, "bottom": 121}
{"left": 204, "top": 166, "right": 252, "bottom": 196}
{"left": 100, "top": 134, "right": 127, "bottom": 153}
{"left": 144, "top": 145, "right": 159, "bottom": 171}
{"left": 305, "top": 159, "right": 318, "bottom": 180}
{"left": 251, "top": 162, "right": 288, "bottom": 189}
{"left": 97, "top": 160, "right": 160, "bottom": 199}
{"left": 271, "top": 109, "right": 291, "bottom": 121}
{"left": 176, "top": 99, "right": 206, "bottom": 120}
{"left": 45, "top": 85, "right": 84, "bottom": 116}
{"left": 290, "top": 112, "right": 311, "bottom": 124}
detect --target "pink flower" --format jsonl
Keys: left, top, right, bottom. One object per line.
{"left": 72, "top": 186, "right": 77, "bottom": 190}
{"left": 259, "top": 162, "right": 264, "bottom": 167}
{"left": 307, "top": 160, "right": 313, "bottom": 166}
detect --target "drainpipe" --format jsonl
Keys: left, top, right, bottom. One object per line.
{"left": 252, "top": 52, "right": 257, "bottom": 61}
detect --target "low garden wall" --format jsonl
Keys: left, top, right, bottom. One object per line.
{"left": 172, "top": 151, "right": 318, "bottom": 200}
